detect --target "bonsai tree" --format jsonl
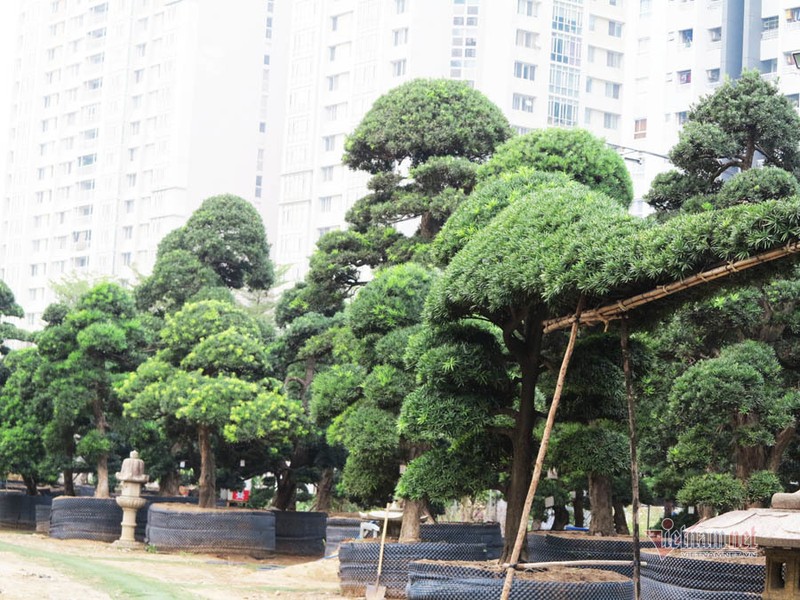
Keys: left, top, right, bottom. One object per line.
{"left": 120, "top": 300, "right": 306, "bottom": 508}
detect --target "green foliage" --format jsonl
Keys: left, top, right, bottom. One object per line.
{"left": 745, "top": 470, "right": 783, "bottom": 505}
{"left": 677, "top": 473, "right": 745, "bottom": 512}
{"left": 644, "top": 170, "right": 714, "bottom": 213}
{"left": 433, "top": 170, "right": 571, "bottom": 265}
{"left": 477, "top": 129, "right": 633, "bottom": 206}
{"left": 347, "top": 263, "right": 437, "bottom": 338}
{"left": 137, "top": 195, "right": 274, "bottom": 314}
{"left": 309, "top": 363, "right": 366, "bottom": 425}
{"left": 0, "top": 349, "right": 53, "bottom": 489}
{"left": 34, "top": 283, "right": 147, "bottom": 492}
{"left": 549, "top": 421, "right": 629, "bottom": 477}
{"left": 336, "top": 405, "right": 400, "bottom": 504}
{"left": 668, "top": 341, "right": 799, "bottom": 472}
{"left": 0, "top": 280, "right": 25, "bottom": 362}
{"left": 120, "top": 300, "right": 306, "bottom": 500}
{"left": 274, "top": 282, "right": 342, "bottom": 328}
{"left": 343, "top": 78, "right": 512, "bottom": 173}
{"left": 715, "top": 167, "right": 800, "bottom": 208}
{"left": 428, "top": 180, "right": 800, "bottom": 324}
{"left": 646, "top": 70, "right": 800, "bottom": 212}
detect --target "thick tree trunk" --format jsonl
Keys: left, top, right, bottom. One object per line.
{"left": 588, "top": 473, "right": 615, "bottom": 536}
{"left": 768, "top": 426, "right": 796, "bottom": 472}
{"left": 613, "top": 499, "right": 630, "bottom": 535}
{"left": 699, "top": 504, "right": 715, "bottom": 520}
{"left": 198, "top": 425, "right": 216, "bottom": 509}
{"left": 734, "top": 442, "right": 766, "bottom": 481}
{"left": 22, "top": 475, "right": 38, "bottom": 496}
{"left": 399, "top": 499, "right": 423, "bottom": 542}
{"left": 552, "top": 505, "right": 570, "bottom": 530}
{"left": 93, "top": 398, "right": 110, "bottom": 498}
{"left": 501, "top": 370, "right": 536, "bottom": 562}
{"left": 312, "top": 467, "right": 334, "bottom": 512}
{"left": 159, "top": 470, "right": 181, "bottom": 496}
{"left": 573, "top": 490, "right": 585, "bottom": 527}
{"left": 63, "top": 470, "right": 75, "bottom": 496}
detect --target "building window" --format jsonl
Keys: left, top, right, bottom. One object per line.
{"left": 676, "top": 111, "right": 689, "bottom": 125}
{"left": 391, "top": 59, "right": 407, "bottom": 77}
{"left": 327, "top": 74, "right": 340, "bottom": 91}
{"left": 547, "top": 98, "right": 578, "bottom": 126}
{"left": 76, "top": 203, "right": 93, "bottom": 215}
{"left": 78, "top": 180, "right": 95, "bottom": 191}
{"left": 679, "top": 29, "right": 693, "bottom": 47}
{"left": 323, "top": 135, "right": 337, "bottom": 152}
{"left": 606, "top": 51, "right": 623, "bottom": 68}
{"left": 605, "top": 82, "right": 621, "bottom": 99}
{"left": 762, "top": 16, "right": 779, "bottom": 31}
{"left": 788, "top": 7, "right": 800, "bottom": 22}
{"left": 513, "top": 61, "right": 536, "bottom": 81}
{"left": 396, "top": 0, "right": 406, "bottom": 13}
{"left": 707, "top": 68, "right": 720, "bottom": 83}
{"left": 677, "top": 69, "right": 692, "bottom": 84}
{"left": 550, "top": 65, "right": 580, "bottom": 98}
{"left": 393, "top": 28, "right": 408, "bottom": 45}
{"left": 709, "top": 27, "right": 722, "bottom": 42}
{"left": 516, "top": 29, "right": 537, "bottom": 48}
{"left": 121, "top": 252, "right": 132, "bottom": 266}
{"left": 319, "top": 196, "right": 333, "bottom": 212}
{"left": 608, "top": 20, "right": 623, "bottom": 38}
{"left": 325, "top": 104, "right": 339, "bottom": 121}
{"left": 786, "top": 93, "right": 800, "bottom": 108}
{"left": 77, "top": 153, "right": 96, "bottom": 167}
{"left": 634, "top": 118, "right": 647, "bottom": 139}
{"left": 321, "top": 166, "right": 334, "bottom": 181}
{"left": 123, "top": 225, "right": 133, "bottom": 239}
{"left": 126, "top": 173, "right": 137, "bottom": 187}
{"left": 761, "top": 58, "right": 778, "bottom": 74}
{"left": 130, "top": 121, "right": 140, "bottom": 135}
{"left": 512, "top": 93, "right": 535, "bottom": 112}
{"left": 255, "top": 175, "right": 262, "bottom": 198}
{"left": 603, "top": 113, "right": 620, "bottom": 129}
{"left": 551, "top": 34, "right": 581, "bottom": 66}
{"left": 517, "top": 0, "right": 536, "bottom": 16}
{"left": 88, "top": 27, "right": 106, "bottom": 38}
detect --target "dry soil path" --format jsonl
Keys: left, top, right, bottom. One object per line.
{"left": 0, "top": 530, "right": 346, "bottom": 599}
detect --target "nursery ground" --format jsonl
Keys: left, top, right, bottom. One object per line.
{"left": 0, "top": 530, "right": 345, "bottom": 599}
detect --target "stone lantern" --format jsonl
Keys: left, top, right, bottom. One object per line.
{"left": 758, "top": 491, "right": 800, "bottom": 599}
{"left": 113, "top": 450, "right": 148, "bottom": 549}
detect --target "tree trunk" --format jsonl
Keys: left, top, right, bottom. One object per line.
{"left": 399, "top": 499, "right": 423, "bottom": 542}
{"left": 588, "top": 473, "right": 615, "bottom": 536}
{"left": 613, "top": 499, "right": 630, "bottom": 535}
{"left": 312, "top": 467, "right": 334, "bottom": 512}
{"left": 159, "top": 470, "right": 181, "bottom": 496}
{"left": 734, "top": 440, "right": 766, "bottom": 481}
{"left": 63, "top": 469, "right": 75, "bottom": 496}
{"left": 500, "top": 375, "right": 535, "bottom": 561}
{"left": 573, "top": 490, "right": 585, "bottom": 527}
{"left": 22, "top": 475, "right": 38, "bottom": 496}
{"left": 93, "top": 398, "right": 110, "bottom": 498}
{"left": 699, "top": 504, "right": 715, "bottom": 520}
{"left": 768, "top": 426, "right": 796, "bottom": 472}
{"left": 552, "top": 505, "right": 570, "bottom": 530}
{"left": 198, "top": 425, "right": 216, "bottom": 509}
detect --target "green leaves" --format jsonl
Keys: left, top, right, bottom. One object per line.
{"left": 477, "top": 129, "right": 634, "bottom": 207}
{"left": 343, "top": 79, "right": 512, "bottom": 173}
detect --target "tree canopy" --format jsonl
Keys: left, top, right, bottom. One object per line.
{"left": 477, "top": 129, "right": 634, "bottom": 207}
{"left": 343, "top": 78, "right": 513, "bottom": 173}
{"left": 645, "top": 70, "right": 800, "bottom": 212}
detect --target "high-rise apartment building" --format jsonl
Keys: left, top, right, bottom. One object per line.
{"left": 265, "top": 0, "right": 647, "bottom": 282}
{"left": 1, "top": 0, "right": 270, "bottom": 326}
{"left": 5, "top": 0, "right": 800, "bottom": 317}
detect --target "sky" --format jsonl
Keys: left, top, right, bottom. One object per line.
{"left": 0, "top": 1, "right": 21, "bottom": 201}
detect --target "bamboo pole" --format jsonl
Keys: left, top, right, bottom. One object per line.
{"left": 620, "top": 318, "right": 641, "bottom": 600}
{"left": 499, "top": 296, "right": 585, "bottom": 600}
{"left": 543, "top": 241, "right": 800, "bottom": 334}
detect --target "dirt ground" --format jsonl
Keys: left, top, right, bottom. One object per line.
{"left": 0, "top": 529, "right": 347, "bottom": 599}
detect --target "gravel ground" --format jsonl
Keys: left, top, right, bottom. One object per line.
{"left": 0, "top": 529, "right": 346, "bottom": 599}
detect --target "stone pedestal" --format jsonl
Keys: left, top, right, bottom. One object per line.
{"left": 764, "top": 548, "right": 800, "bottom": 599}
{"left": 113, "top": 451, "right": 148, "bottom": 549}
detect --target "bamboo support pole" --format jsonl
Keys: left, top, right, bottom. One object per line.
{"left": 543, "top": 241, "right": 800, "bottom": 334}
{"left": 499, "top": 296, "right": 585, "bottom": 600}
{"left": 621, "top": 318, "right": 641, "bottom": 600}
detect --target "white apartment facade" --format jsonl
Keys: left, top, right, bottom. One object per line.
{"left": 265, "top": 0, "right": 653, "bottom": 282}
{"left": 1, "top": 0, "right": 270, "bottom": 326}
